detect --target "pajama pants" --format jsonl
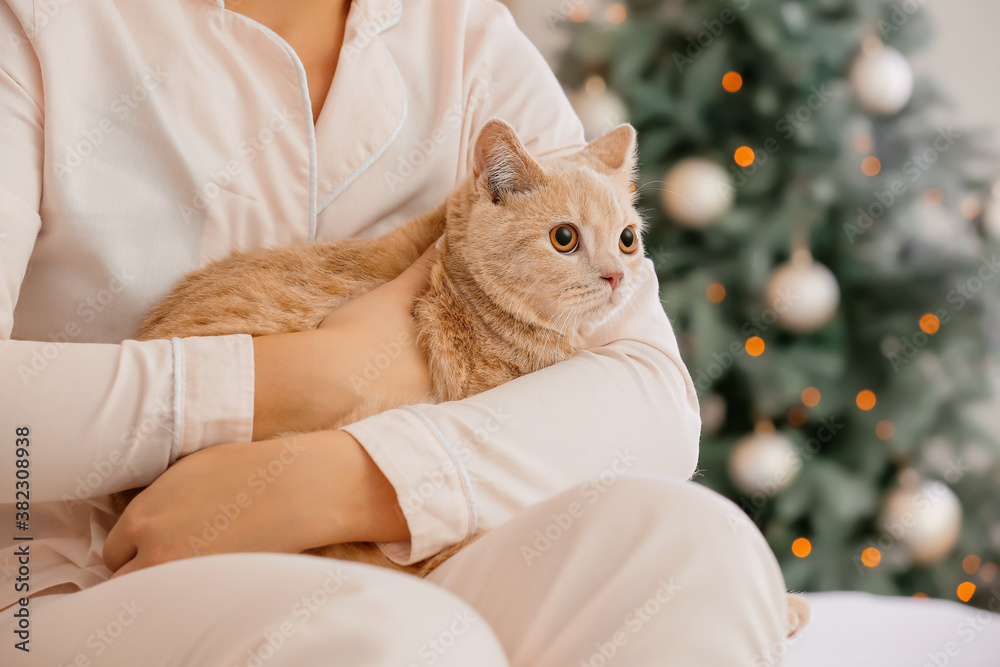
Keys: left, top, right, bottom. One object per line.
{"left": 2, "top": 475, "right": 790, "bottom": 666}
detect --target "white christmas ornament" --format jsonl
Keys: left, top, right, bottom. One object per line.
{"left": 660, "top": 158, "right": 734, "bottom": 228}
{"left": 700, "top": 393, "right": 727, "bottom": 436}
{"left": 880, "top": 473, "right": 962, "bottom": 566}
{"left": 983, "top": 187, "right": 1000, "bottom": 238}
{"left": 728, "top": 429, "right": 801, "bottom": 496}
{"left": 569, "top": 79, "right": 629, "bottom": 141}
{"left": 766, "top": 253, "right": 840, "bottom": 333}
{"left": 850, "top": 45, "right": 913, "bottom": 116}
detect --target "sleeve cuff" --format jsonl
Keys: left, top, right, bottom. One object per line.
{"left": 172, "top": 334, "right": 255, "bottom": 459}
{"left": 341, "top": 405, "right": 475, "bottom": 565}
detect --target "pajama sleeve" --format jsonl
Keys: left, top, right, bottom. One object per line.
{"left": 340, "top": 0, "right": 702, "bottom": 564}
{"left": 0, "top": 4, "right": 254, "bottom": 504}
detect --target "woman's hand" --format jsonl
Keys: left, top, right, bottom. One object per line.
{"left": 251, "top": 245, "right": 437, "bottom": 440}
{"left": 103, "top": 430, "right": 409, "bottom": 577}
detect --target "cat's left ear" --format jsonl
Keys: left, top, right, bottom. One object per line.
{"left": 473, "top": 119, "right": 545, "bottom": 204}
{"left": 576, "top": 124, "right": 638, "bottom": 178}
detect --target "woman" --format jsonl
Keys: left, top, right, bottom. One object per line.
{"left": 0, "top": 0, "right": 791, "bottom": 664}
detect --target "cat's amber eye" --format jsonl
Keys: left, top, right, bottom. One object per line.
{"left": 619, "top": 225, "right": 639, "bottom": 254}
{"left": 550, "top": 224, "right": 579, "bottom": 253}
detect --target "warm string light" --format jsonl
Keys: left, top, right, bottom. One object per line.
{"left": 722, "top": 71, "right": 743, "bottom": 92}
{"left": 960, "top": 198, "right": 981, "bottom": 219}
{"left": 963, "top": 555, "right": 982, "bottom": 575}
{"left": 852, "top": 132, "right": 874, "bottom": 154}
{"left": 919, "top": 313, "right": 940, "bottom": 335}
{"left": 856, "top": 390, "right": 877, "bottom": 411}
{"left": 787, "top": 406, "right": 808, "bottom": 427}
{"left": 923, "top": 187, "right": 944, "bottom": 205}
{"left": 706, "top": 283, "right": 726, "bottom": 303}
{"left": 569, "top": 3, "right": 589, "bottom": 22}
{"left": 605, "top": 3, "right": 626, "bottom": 24}
{"left": 734, "top": 146, "right": 755, "bottom": 167}
{"left": 861, "top": 547, "right": 881, "bottom": 567}
{"left": 792, "top": 538, "right": 812, "bottom": 558}
{"left": 875, "top": 420, "right": 895, "bottom": 440}
{"left": 861, "top": 156, "right": 881, "bottom": 176}
{"left": 957, "top": 582, "right": 976, "bottom": 602}
{"left": 801, "top": 387, "right": 821, "bottom": 407}
{"left": 745, "top": 336, "right": 765, "bottom": 356}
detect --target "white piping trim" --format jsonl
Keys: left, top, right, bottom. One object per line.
{"left": 218, "top": 7, "right": 319, "bottom": 242}
{"left": 170, "top": 337, "right": 185, "bottom": 462}
{"left": 317, "top": 7, "right": 407, "bottom": 215}
{"left": 402, "top": 406, "right": 478, "bottom": 537}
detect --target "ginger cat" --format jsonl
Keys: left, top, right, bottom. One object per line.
{"left": 113, "top": 119, "right": 647, "bottom": 576}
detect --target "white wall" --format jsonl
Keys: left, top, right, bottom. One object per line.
{"left": 912, "top": 0, "right": 1000, "bottom": 134}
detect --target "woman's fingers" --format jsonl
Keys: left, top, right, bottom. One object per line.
{"left": 102, "top": 513, "right": 138, "bottom": 573}
{"left": 387, "top": 243, "right": 439, "bottom": 296}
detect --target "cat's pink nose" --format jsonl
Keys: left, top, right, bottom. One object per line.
{"left": 602, "top": 271, "right": 624, "bottom": 291}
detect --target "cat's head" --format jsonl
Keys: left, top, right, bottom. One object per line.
{"left": 445, "top": 118, "right": 646, "bottom": 341}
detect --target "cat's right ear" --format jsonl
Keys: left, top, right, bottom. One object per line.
{"left": 473, "top": 119, "right": 545, "bottom": 205}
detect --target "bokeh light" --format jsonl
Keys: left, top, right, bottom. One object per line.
{"left": 722, "top": 71, "right": 743, "bottom": 92}
{"left": 735, "top": 146, "right": 755, "bottom": 167}
{"left": 792, "top": 538, "right": 812, "bottom": 558}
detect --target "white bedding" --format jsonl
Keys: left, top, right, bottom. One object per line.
{"left": 785, "top": 591, "right": 1000, "bottom": 666}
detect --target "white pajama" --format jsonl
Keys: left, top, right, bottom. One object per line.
{"left": 0, "top": 0, "right": 793, "bottom": 662}
{"left": 1, "top": 477, "right": 789, "bottom": 666}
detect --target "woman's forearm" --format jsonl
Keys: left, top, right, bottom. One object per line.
{"left": 251, "top": 247, "right": 437, "bottom": 441}
{"left": 104, "top": 428, "right": 409, "bottom": 575}
{"left": 252, "top": 328, "right": 357, "bottom": 441}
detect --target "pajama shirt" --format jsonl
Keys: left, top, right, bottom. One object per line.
{"left": 0, "top": 0, "right": 791, "bottom": 663}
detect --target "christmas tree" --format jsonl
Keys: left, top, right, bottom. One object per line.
{"left": 558, "top": 0, "right": 1000, "bottom": 607}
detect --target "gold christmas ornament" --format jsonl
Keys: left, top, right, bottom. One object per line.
{"left": 660, "top": 158, "right": 734, "bottom": 228}
{"left": 728, "top": 424, "right": 802, "bottom": 496}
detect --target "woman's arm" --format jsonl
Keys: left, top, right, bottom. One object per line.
{"left": 0, "top": 1, "right": 434, "bottom": 504}
{"left": 340, "top": 0, "right": 701, "bottom": 564}
{"left": 102, "top": 429, "right": 409, "bottom": 576}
